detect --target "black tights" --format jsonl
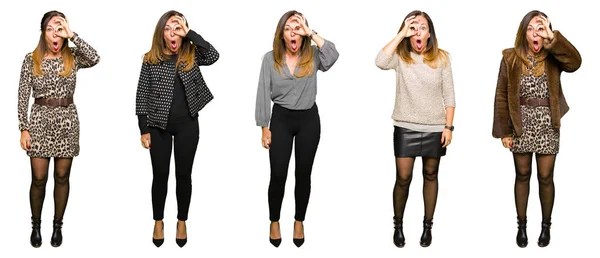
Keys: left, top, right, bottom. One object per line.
{"left": 393, "top": 157, "right": 441, "bottom": 220}
{"left": 513, "top": 153, "right": 556, "bottom": 220}
{"left": 29, "top": 157, "right": 73, "bottom": 221}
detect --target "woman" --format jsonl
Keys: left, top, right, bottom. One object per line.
{"left": 135, "top": 10, "right": 219, "bottom": 248}
{"left": 375, "top": 10, "right": 455, "bottom": 248}
{"left": 17, "top": 10, "right": 100, "bottom": 248}
{"left": 255, "top": 10, "right": 338, "bottom": 248}
{"left": 492, "top": 10, "right": 581, "bottom": 248}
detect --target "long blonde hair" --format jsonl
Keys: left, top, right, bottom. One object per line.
{"left": 396, "top": 10, "right": 449, "bottom": 69}
{"left": 32, "top": 10, "right": 74, "bottom": 77}
{"left": 143, "top": 10, "right": 195, "bottom": 72}
{"left": 272, "top": 10, "right": 314, "bottom": 77}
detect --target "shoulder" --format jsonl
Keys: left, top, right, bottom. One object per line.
{"left": 21, "top": 52, "right": 33, "bottom": 67}
{"left": 24, "top": 52, "right": 33, "bottom": 61}
{"left": 437, "top": 49, "right": 451, "bottom": 67}
{"left": 262, "top": 51, "right": 274, "bottom": 62}
{"left": 501, "top": 48, "right": 516, "bottom": 60}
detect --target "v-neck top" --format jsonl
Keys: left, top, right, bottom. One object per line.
{"left": 255, "top": 40, "right": 339, "bottom": 127}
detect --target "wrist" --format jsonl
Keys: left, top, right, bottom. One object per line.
{"left": 444, "top": 125, "right": 454, "bottom": 131}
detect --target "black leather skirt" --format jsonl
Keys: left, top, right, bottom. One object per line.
{"left": 393, "top": 126, "right": 446, "bottom": 158}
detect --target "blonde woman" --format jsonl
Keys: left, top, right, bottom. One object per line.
{"left": 376, "top": 10, "right": 455, "bottom": 248}
{"left": 135, "top": 10, "right": 219, "bottom": 248}
{"left": 255, "top": 10, "right": 339, "bottom": 247}
{"left": 18, "top": 10, "right": 100, "bottom": 248}
{"left": 492, "top": 10, "right": 581, "bottom": 247}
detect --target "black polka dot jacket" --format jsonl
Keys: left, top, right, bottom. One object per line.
{"left": 135, "top": 30, "right": 219, "bottom": 134}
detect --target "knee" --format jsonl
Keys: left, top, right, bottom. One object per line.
{"left": 515, "top": 170, "right": 532, "bottom": 183}
{"left": 538, "top": 173, "right": 554, "bottom": 186}
{"left": 54, "top": 173, "right": 70, "bottom": 186}
{"left": 395, "top": 174, "right": 412, "bottom": 187}
{"left": 32, "top": 176, "right": 48, "bottom": 188}
{"left": 270, "top": 172, "right": 287, "bottom": 185}
{"left": 295, "top": 173, "right": 311, "bottom": 185}
{"left": 423, "top": 168, "right": 438, "bottom": 182}
{"left": 175, "top": 172, "right": 191, "bottom": 183}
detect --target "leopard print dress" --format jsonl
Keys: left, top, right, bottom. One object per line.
{"left": 511, "top": 57, "right": 559, "bottom": 154}
{"left": 17, "top": 34, "right": 100, "bottom": 158}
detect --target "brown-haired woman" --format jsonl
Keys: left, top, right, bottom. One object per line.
{"left": 255, "top": 10, "right": 338, "bottom": 248}
{"left": 17, "top": 10, "right": 100, "bottom": 248}
{"left": 493, "top": 10, "right": 581, "bottom": 248}
{"left": 136, "top": 10, "right": 219, "bottom": 248}
{"left": 376, "top": 10, "right": 455, "bottom": 248}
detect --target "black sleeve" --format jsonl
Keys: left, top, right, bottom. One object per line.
{"left": 187, "top": 29, "right": 219, "bottom": 66}
{"left": 138, "top": 115, "right": 150, "bottom": 135}
{"left": 186, "top": 29, "right": 210, "bottom": 52}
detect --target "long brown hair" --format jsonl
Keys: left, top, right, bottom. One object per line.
{"left": 272, "top": 10, "right": 314, "bottom": 77}
{"left": 143, "top": 10, "right": 195, "bottom": 72}
{"left": 32, "top": 10, "right": 74, "bottom": 77}
{"left": 513, "top": 10, "right": 551, "bottom": 66}
{"left": 396, "top": 10, "right": 448, "bottom": 68}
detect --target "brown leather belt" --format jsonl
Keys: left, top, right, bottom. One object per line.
{"left": 34, "top": 97, "right": 74, "bottom": 107}
{"left": 520, "top": 97, "right": 549, "bottom": 107}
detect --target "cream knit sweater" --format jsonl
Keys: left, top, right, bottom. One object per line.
{"left": 376, "top": 50, "right": 455, "bottom": 129}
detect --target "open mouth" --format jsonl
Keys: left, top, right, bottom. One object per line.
{"left": 533, "top": 40, "right": 540, "bottom": 52}
{"left": 170, "top": 40, "right": 177, "bottom": 50}
{"left": 290, "top": 39, "right": 298, "bottom": 51}
{"left": 53, "top": 41, "right": 59, "bottom": 51}
{"left": 416, "top": 39, "right": 423, "bottom": 50}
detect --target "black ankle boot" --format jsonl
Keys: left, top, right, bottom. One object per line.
{"left": 516, "top": 217, "right": 528, "bottom": 247}
{"left": 393, "top": 217, "right": 405, "bottom": 247}
{"left": 50, "top": 219, "right": 63, "bottom": 247}
{"left": 419, "top": 217, "right": 433, "bottom": 247}
{"left": 30, "top": 217, "right": 42, "bottom": 248}
{"left": 538, "top": 217, "right": 551, "bottom": 247}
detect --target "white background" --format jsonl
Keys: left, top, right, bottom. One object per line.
{"left": 0, "top": 0, "right": 597, "bottom": 257}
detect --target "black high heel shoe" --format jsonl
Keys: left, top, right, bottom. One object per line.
{"left": 419, "top": 217, "right": 433, "bottom": 247}
{"left": 30, "top": 217, "right": 42, "bottom": 248}
{"left": 50, "top": 219, "right": 63, "bottom": 247}
{"left": 176, "top": 221, "right": 187, "bottom": 247}
{"left": 393, "top": 216, "right": 405, "bottom": 247}
{"left": 152, "top": 221, "right": 164, "bottom": 247}
{"left": 517, "top": 217, "right": 528, "bottom": 247}
{"left": 293, "top": 221, "right": 305, "bottom": 247}
{"left": 537, "top": 217, "right": 551, "bottom": 247}
{"left": 269, "top": 221, "right": 281, "bottom": 247}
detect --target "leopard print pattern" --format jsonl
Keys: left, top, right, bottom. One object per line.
{"left": 511, "top": 57, "right": 559, "bottom": 154}
{"left": 17, "top": 34, "right": 99, "bottom": 158}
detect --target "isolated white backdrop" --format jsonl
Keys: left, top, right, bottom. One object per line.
{"left": 0, "top": 0, "right": 597, "bottom": 257}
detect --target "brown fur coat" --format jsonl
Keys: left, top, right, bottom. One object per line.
{"left": 492, "top": 30, "right": 582, "bottom": 138}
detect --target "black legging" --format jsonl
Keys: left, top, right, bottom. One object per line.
{"left": 513, "top": 153, "right": 556, "bottom": 220}
{"left": 268, "top": 104, "right": 320, "bottom": 222}
{"left": 149, "top": 117, "right": 199, "bottom": 221}
{"left": 30, "top": 157, "right": 73, "bottom": 221}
